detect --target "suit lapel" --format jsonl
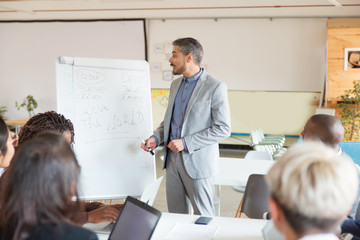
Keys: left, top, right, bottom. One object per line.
{"left": 183, "top": 71, "right": 208, "bottom": 121}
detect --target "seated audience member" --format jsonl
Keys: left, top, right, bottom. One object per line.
{"left": 301, "top": 114, "right": 360, "bottom": 218}
{"left": 0, "top": 132, "right": 98, "bottom": 240}
{"left": 266, "top": 142, "right": 358, "bottom": 240}
{"left": 18, "top": 110, "right": 75, "bottom": 146}
{"left": 18, "top": 111, "right": 121, "bottom": 225}
{"left": 0, "top": 117, "right": 15, "bottom": 169}
{"left": 301, "top": 114, "right": 344, "bottom": 154}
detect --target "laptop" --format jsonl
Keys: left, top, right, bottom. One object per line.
{"left": 105, "top": 196, "right": 161, "bottom": 240}
{"left": 262, "top": 220, "right": 285, "bottom": 240}
{"left": 97, "top": 177, "right": 163, "bottom": 233}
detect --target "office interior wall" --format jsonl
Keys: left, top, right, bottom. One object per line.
{"left": 147, "top": 18, "right": 327, "bottom": 91}
{"left": 148, "top": 18, "right": 324, "bottom": 135}
{"left": 0, "top": 20, "right": 145, "bottom": 119}
{"left": 151, "top": 90, "right": 320, "bottom": 135}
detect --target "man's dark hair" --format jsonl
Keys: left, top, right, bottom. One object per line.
{"left": 309, "top": 114, "right": 344, "bottom": 148}
{"left": 173, "top": 37, "right": 203, "bottom": 65}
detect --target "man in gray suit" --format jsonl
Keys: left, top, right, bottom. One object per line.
{"left": 142, "top": 37, "right": 231, "bottom": 216}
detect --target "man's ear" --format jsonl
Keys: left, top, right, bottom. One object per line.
{"left": 269, "top": 197, "right": 287, "bottom": 235}
{"left": 186, "top": 53, "right": 193, "bottom": 63}
{"left": 269, "top": 198, "right": 280, "bottom": 221}
{"left": 71, "top": 181, "right": 76, "bottom": 197}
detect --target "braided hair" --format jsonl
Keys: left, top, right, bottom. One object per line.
{"left": 18, "top": 111, "right": 74, "bottom": 146}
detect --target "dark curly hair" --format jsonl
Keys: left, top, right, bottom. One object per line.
{"left": 18, "top": 111, "right": 74, "bottom": 146}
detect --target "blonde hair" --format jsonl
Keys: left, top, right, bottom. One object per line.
{"left": 266, "top": 142, "right": 358, "bottom": 232}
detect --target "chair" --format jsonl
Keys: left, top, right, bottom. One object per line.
{"left": 231, "top": 151, "right": 272, "bottom": 193}
{"left": 250, "top": 129, "right": 285, "bottom": 158}
{"left": 355, "top": 200, "right": 360, "bottom": 220}
{"left": 339, "top": 141, "right": 360, "bottom": 166}
{"left": 235, "top": 174, "right": 270, "bottom": 218}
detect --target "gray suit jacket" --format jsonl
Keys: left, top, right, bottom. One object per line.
{"left": 153, "top": 70, "right": 231, "bottom": 179}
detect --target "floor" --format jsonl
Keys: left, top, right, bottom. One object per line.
{"left": 150, "top": 148, "right": 247, "bottom": 217}
{"left": 109, "top": 136, "right": 297, "bottom": 217}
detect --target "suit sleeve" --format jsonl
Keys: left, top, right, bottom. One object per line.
{"left": 184, "top": 82, "right": 231, "bottom": 154}
{"left": 153, "top": 120, "right": 165, "bottom": 147}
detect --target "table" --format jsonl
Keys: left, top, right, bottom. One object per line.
{"left": 85, "top": 212, "right": 267, "bottom": 240}
{"left": 4, "top": 119, "right": 28, "bottom": 134}
{"left": 214, "top": 157, "right": 274, "bottom": 216}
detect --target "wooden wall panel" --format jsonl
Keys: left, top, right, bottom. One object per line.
{"left": 327, "top": 18, "right": 360, "bottom": 28}
{"left": 326, "top": 19, "right": 360, "bottom": 104}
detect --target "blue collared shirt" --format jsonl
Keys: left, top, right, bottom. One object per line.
{"left": 169, "top": 68, "right": 203, "bottom": 150}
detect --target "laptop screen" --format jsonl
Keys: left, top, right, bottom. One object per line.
{"left": 108, "top": 196, "right": 161, "bottom": 240}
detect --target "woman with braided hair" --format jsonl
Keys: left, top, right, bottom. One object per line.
{"left": 18, "top": 110, "right": 74, "bottom": 146}
{"left": 17, "top": 111, "right": 122, "bottom": 226}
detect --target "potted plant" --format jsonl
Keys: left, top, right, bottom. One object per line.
{"left": 338, "top": 80, "right": 360, "bottom": 141}
{"left": 0, "top": 106, "right": 7, "bottom": 119}
{"left": 15, "top": 95, "right": 38, "bottom": 117}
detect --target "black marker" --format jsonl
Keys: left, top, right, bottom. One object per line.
{"left": 142, "top": 140, "right": 154, "bottom": 155}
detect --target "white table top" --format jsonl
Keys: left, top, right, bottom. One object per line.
{"left": 214, "top": 157, "right": 274, "bottom": 186}
{"left": 88, "top": 212, "right": 267, "bottom": 240}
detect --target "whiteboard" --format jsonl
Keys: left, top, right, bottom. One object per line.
{"left": 56, "top": 56, "right": 155, "bottom": 200}
{"left": 148, "top": 18, "right": 327, "bottom": 91}
{"left": 0, "top": 20, "right": 146, "bottom": 119}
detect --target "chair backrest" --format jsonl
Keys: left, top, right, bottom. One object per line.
{"left": 250, "top": 130, "right": 259, "bottom": 144}
{"left": 355, "top": 200, "right": 360, "bottom": 220}
{"left": 241, "top": 174, "right": 270, "bottom": 219}
{"left": 257, "top": 128, "right": 265, "bottom": 139}
{"left": 339, "top": 141, "right": 360, "bottom": 166}
{"left": 245, "top": 150, "right": 273, "bottom": 160}
{"left": 139, "top": 176, "right": 163, "bottom": 206}
{"left": 298, "top": 139, "right": 360, "bottom": 166}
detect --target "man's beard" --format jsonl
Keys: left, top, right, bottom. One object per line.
{"left": 172, "top": 64, "right": 186, "bottom": 75}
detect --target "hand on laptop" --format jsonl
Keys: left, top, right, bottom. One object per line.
{"left": 87, "top": 205, "right": 120, "bottom": 223}
{"left": 111, "top": 204, "right": 124, "bottom": 212}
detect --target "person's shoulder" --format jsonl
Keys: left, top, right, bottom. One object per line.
{"left": 200, "top": 70, "right": 223, "bottom": 85}
{"left": 27, "top": 221, "right": 98, "bottom": 240}
{"left": 60, "top": 222, "right": 98, "bottom": 240}
{"left": 170, "top": 76, "right": 183, "bottom": 85}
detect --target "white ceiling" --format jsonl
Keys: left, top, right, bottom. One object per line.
{"left": 0, "top": 0, "right": 359, "bottom": 20}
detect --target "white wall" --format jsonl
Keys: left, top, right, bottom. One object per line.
{"left": 0, "top": 20, "right": 145, "bottom": 119}
{"left": 148, "top": 18, "right": 327, "bottom": 91}
{"left": 151, "top": 90, "right": 320, "bottom": 135}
